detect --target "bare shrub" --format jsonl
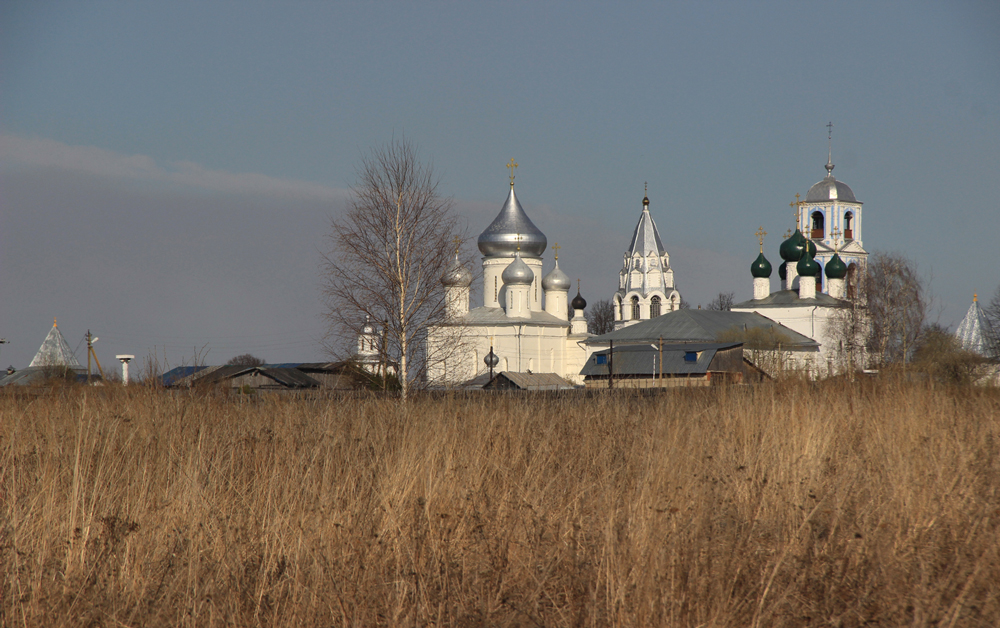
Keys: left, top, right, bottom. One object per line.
{"left": 586, "top": 298, "right": 615, "bottom": 335}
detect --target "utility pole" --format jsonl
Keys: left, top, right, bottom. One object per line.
{"left": 659, "top": 336, "right": 663, "bottom": 385}
{"left": 608, "top": 340, "right": 614, "bottom": 390}
{"left": 86, "top": 331, "right": 105, "bottom": 384}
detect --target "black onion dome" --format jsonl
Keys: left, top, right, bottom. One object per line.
{"left": 751, "top": 252, "right": 772, "bottom": 278}
{"left": 571, "top": 290, "right": 587, "bottom": 310}
{"left": 825, "top": 253, "right": 848, "bottom": 279}
{"left": 779, "top": 261, "right": 787, "bottom": 280}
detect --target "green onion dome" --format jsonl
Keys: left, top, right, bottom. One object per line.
{"left": 751, "top": 252, "right": 772, "bottom": 278}
{"left": 796, "top": 248, "right": 820, "bottom": 277}
{"left": 779, "top": 230, "right": 804, "bottom": 262}
{"left": 779, "top": 261, "right": 787, "bottom": 280}
{"left": 825, "top": 253, "right": 848, "bottom": 279}
{"left": 803, "top": 236, "right": 817, "bottom": 259}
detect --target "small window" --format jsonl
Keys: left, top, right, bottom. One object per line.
{"left": 684, "top": 351, "right": 698, "bottom": 363}
{"left": 595, "top": 354, "right": 608, "bottom": 365}
{"left": 631, "top": 296, "right": 640, "bottom": 320}
{"left": 811, "top": 211, "right": 824, "bottom": 239}
{"left": 650, "top": 295, "right": 661, "bottom": 318}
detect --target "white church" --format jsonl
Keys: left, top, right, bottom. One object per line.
{"left": 732, "top": 140, "right": 869, "bottom": 376}
{"left": 424, "top": 165, "right": 593, "bottom": 386}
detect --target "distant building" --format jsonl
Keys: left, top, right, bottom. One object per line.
{"left": 581, "top": 342, "right": 768, "bottom": 388}
{"left": 0, "top": 319, "right": 96, "bottom": 386}
{"left": 956, "top": 294, "right": 998, "bottom": 358}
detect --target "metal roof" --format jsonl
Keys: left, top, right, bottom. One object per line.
{"left": 584, "top": 309, "right": 819, "bottom": 348}
{"left": 956, "top": 298, "right": 998, "bottom": 357}
{"left": 626, "top": 202, "right": 666, "bottom": 257}
{"left": 29, "top": 322, "right": 82, "bottom": 368}
{"left": 581, "top": 342, "right": 742, "bottom": 377}
{"left": 442, "top": 306, "right": 570, "bottom": 328}
{"left": 483, "top": 371, "right": 576, "bottom": 390}
{"left": 806, "top": 175, "right": 858, "bottom": 203}
{"left": 732, "top": 289, "right": 850, "bottom": 309}
{"left": 477, "top": 185, "right": 547, "bottom": 259}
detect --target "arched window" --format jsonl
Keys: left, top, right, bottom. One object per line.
{"left": 631, "top": 296, "right": 640, "bottom": 320}
{"left": 617, "top": 297, "right": 623, "bottom": 320}
{"left": 844, "top": 212, "right": 854, "bottom": 240}
{"left": 811, "top": 211, "right": 824, "bottom": 239}
{"left": 650, "top": 295, "right": 661, "bottom": 318}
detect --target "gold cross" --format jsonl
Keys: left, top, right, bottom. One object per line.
{"left": 515, "top": 232, "right": 522, "bottom": 253}
{"left": 784, "top": 229, "right": 792, "bottom": 239}
{"left": 830, "top": 227, "right": 842, "bottom": 252}
{"left": 507, "top": 158, "right": 518, "bottom": 186}
{"left": 755, "top": 226, "right": 767, "bottom": 253}
{"left": 551, "top": 242, "right": 560, "bottom": 260}
{"left": 577, "top": 279, "right": 581, "bottom": 292}
{"left": 452, "top": 235, "right": 462, "bottom": 255}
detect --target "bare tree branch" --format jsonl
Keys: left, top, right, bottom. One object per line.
{"left": 320, "top": 137, "right": 464, "bottom": 400}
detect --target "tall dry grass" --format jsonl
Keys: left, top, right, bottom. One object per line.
{"left": 2, "top": 381, "right": 999, "bottom": 627}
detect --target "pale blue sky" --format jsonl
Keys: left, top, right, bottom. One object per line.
{"left": 2, "top": 1, "right": 998, "bottom": 369}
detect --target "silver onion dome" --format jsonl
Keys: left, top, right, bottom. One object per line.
{"left": 440, "top": 253, "right": 472, "bottom": 287}
{"left": 806, "top": 161, "right": 857, "bottom": 203}
{"left": 541, "top": 260, "right": 571, "bottom": 291}
{"left": 501, "top": 253, "right": 534, "bottom": 286}
{"left": 477, "top": 185, "right": 547, "bottom": 258}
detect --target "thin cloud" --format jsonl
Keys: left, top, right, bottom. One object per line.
{"left": 0, "top": 134, "right": 349, "bottom": 202}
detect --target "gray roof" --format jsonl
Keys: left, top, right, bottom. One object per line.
{"left": 732, "top": 290, "right": 851, "bottom": 309}
{"left": 483, "top": 371, "right": 576, "bottom": 390}
{"left": 29, "top": 322, "right": 82, "bottom": 368}
{"left": 170, "top": 365, "right": 321, "bottom": 388}
{"left": 581, "top": 342, "right": 742, "bottom": 377}
{"left": 442, "top": 306, "right": 570, "bottom": 328}
{"left": 0, "top": 365, "right": 91, "bottom": 386}
{"left": 807, "top": 174, "right": 858, "bottom": 203}
{"left": 584, "top": 309, "right": 819, "bottom": 348}
{"left": 956, "top": 298, "right": 998, "bottom": 357}
{"left": 627, "top": 202, "right": 666, "bottom": 257}
{"left": 477, "top": 185, "right": 547, "bottom": 259}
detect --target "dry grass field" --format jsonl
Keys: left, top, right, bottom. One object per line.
{"left": 2, "top": 381, "right": 999, "bottom": 627}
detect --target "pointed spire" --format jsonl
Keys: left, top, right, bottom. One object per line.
{"left": 825, "top": 121, "right": 835, "bottom": 177}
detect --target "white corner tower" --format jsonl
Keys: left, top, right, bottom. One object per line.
{"left": 614, "top": 187, "right": 681, "bottom": 329}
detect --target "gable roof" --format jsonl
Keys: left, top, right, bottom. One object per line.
{"left": 29, "top": 321, "right": 82, "bottom": 368}
{"left": 733, "top": 290, "right": 850, "bottom": 310}
{"left": 483, "top": 371, "right": 576, "bottom": 390}
{"left": 581, "top": 342, "right": 743, "bottom": 378}
{"left": 584, "top": 309, "right": 819, "bottom": 348}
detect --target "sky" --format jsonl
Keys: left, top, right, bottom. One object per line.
{"left": 2, "top": 1, "right": 999, "bottom": 372}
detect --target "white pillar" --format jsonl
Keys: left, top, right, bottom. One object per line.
{"left": 799, "top": 275, "right": 816, "bottom": 299}
{"left": 828, "top": 278, "right": 846, "bottom": 299}
{"left": 116, "top": 355, "right": 134, "bottom": 385}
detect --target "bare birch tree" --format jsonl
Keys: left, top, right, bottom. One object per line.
{"left": 321, "top": 138, "right": 461, "bottom": 401}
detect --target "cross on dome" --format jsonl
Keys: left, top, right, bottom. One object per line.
{"left": 755, "top": 226, "right": 767, "bottom": 253}
{"left": 507, "top": 158, "right": 518, "bottom": 187}
{"left": 552, "top": 242, "right": 560, "bottom": 260}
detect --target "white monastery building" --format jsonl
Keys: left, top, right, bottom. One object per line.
{"left": 732, "top": 135, "right": 870, "bottom": 376}
{"left": 613, "top": 187, "right": 682, "bottom": 329}
{"left": 424, "top": 165, "right": 592, "bottom": 386}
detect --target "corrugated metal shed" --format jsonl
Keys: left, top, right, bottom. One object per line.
{"left": 581, "top": 342, "right": 742, "bottom": 378}
{"left": 585, "top": 309, "right": 818, "bottom": 348}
